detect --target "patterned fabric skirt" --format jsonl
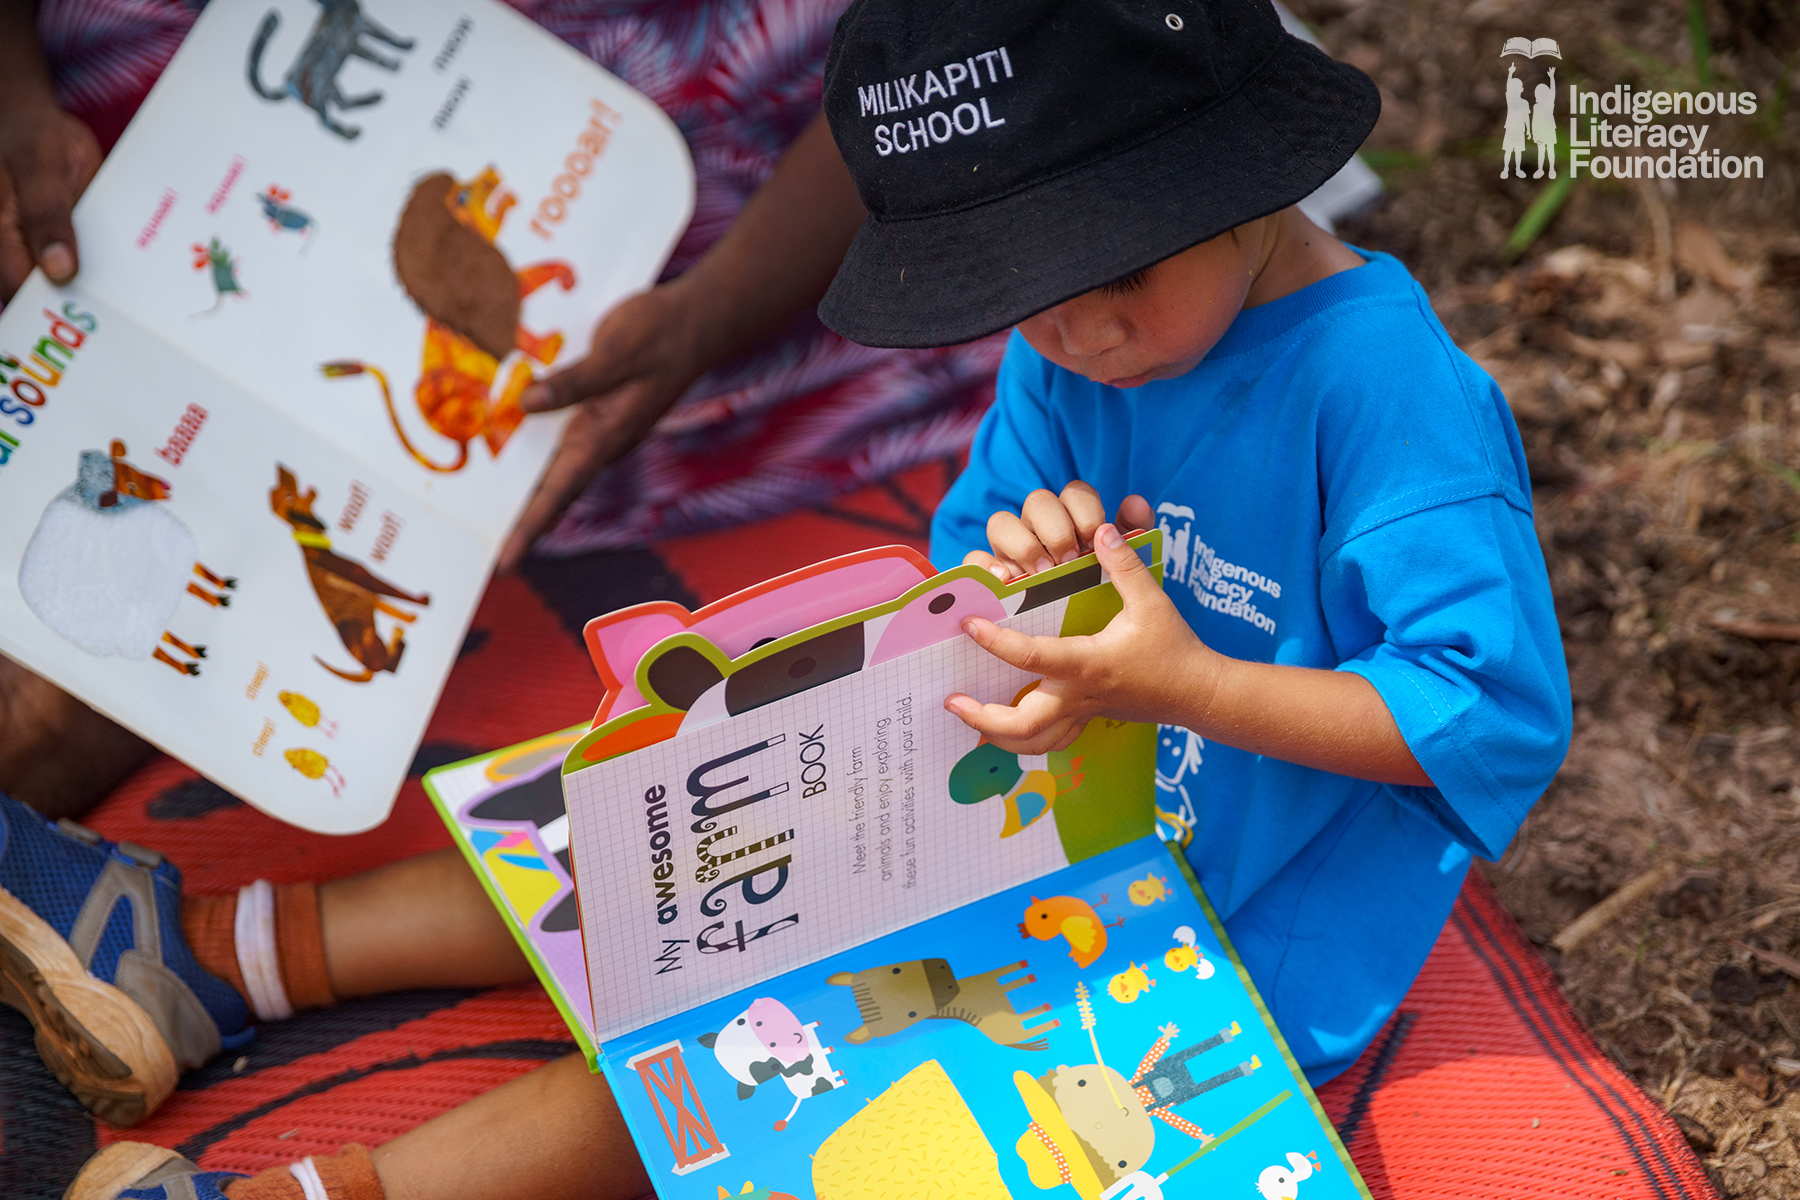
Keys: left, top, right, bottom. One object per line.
{"left": 37, "top": 0, "right": 1004, "bottom": 552}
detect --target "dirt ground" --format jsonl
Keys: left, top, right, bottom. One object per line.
{"left": 1286, "top": 0, "right": 1800, "bottom": 1193}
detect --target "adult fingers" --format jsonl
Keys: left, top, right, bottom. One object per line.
{"left": 0, "top": 167, "right": 30, "bottom": 301}
{"left": 986, "top": 510, "right": 1052, "bottom": 577}
{"left": 1059, "top": 481, "right": 1108, "bottom": 550}
{"left": 1116, "top": 493, "right": 1155, "bottom": 533}
{"left": 1020, "top": 488, "right": 1080, "bottom": 565}
{"left": 517, "top": 342, "right": 639, "bottom": 414}
{"left": 1094, "top": 523, "right": 1162, "bottom": 612}
{"left": 497, "top": 380, "right": 662, "bottom": 571}
{"left": 961, "top": 616, "right": 1080, "bottom": 678}
{"left": 12, "top": 134, "right": 83, "bottom": 285}
{"left": 962, "top": 549, "right": 1011, "bottom": 580}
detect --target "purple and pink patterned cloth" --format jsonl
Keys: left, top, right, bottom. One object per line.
{"left": 35, "top": 0, "right": 1004, "bottom": 552}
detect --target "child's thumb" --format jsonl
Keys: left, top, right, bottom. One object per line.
{"left": 1095, "top": 524, "right": 1158, "bottom": 607}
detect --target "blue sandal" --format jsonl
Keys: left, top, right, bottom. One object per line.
{"left": 62, "top": 1142, "right": 247, "bottom": 1200}
{"left": 0, "top": 793, "right": 250, "bottom": 1126}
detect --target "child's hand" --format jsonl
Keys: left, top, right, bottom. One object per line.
{"left": 945, "top": 523, "right": 1222, "bottom": 754}
{"left": 963, "top": 483, "right": 1157, "bottom": 581}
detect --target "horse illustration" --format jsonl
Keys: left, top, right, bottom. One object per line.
{"left": 827, "top": 957, "right": 1060, "bottom": 1050}
{"left": 269, "top": 465, "right": 430, "bottom": 682}
{"left": 246, "top": 0, "right": 415, "bottom": 141}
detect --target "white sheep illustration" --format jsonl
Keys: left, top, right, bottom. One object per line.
{"left": 18, "top": 441, "right": 233, "bottom": 675}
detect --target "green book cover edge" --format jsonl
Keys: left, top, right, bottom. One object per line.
{"left": 423, "top": 733, "right": 600, "bottom": 1066}
{"left": 1165, "top": 838, "right": 1375, "bottom": 1198}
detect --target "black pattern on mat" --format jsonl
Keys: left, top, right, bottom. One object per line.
{"left": 0, "top": 1007, "right": 97, "bottom": 1200}
{"left": 1332, "top": 1009, "right": 1418, "bottom": 1147}
{"left": 180, "top": 989, "right": 483, "bottom": 1088}
{"left": 1454, "top": 902, "right": 1708, "bottom": 1199}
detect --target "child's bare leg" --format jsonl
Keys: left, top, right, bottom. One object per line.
{"left": 372, "top": 1052, "right": 650, "bottom": 1200}
{"left": 320, "top": 847, "right": 536, "bottom": 996}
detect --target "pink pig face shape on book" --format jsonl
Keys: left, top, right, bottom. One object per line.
{"left": 582, "top": 546, "right": 937, "bottom": 726}
{"left": 646, "top": 562, "right": 1111, "bottom": 734}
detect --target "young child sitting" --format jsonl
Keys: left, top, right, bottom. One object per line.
{"left": 33, "top": 0, "right": 1569, "bottom": 1196}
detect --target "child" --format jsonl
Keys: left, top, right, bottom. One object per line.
{"left": 44, "top": 0, "right": 1569, "bottom": 1196}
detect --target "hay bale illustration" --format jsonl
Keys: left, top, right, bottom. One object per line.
{"left": 391, "top": 172, "right": 519, "bottom": 360}
{"left": 812, "top": 1059, "right": 1009, "bottom": 1200}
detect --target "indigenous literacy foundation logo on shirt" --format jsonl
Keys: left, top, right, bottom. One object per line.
{"left": 1156, "top": 503, "right": 1280, "bottom": 637}
{"left": 1500, "top": 36, "right": 1766, "bottom": 182}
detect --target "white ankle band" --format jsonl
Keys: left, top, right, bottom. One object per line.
{"left": 289, "top": 1157, "right": 330, "bottom": 1200}
{"left": 235, "top": 879, "right": 294, "bottom": 1021}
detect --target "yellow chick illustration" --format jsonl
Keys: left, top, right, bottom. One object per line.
{"left": 284, "top": 747, "right": 345, "bottom": 797}
{"left": 1164, "top": 925, "right": 1216, "bottom": 979}
{"left": 1127, "top": 872, "right": 1170, "bottom": 906}
{"left": 1106, "top": 961, "right": 1156, "bottom": 1004}
{"left": 279, "top": 690, "right": 337, "bottom": 737}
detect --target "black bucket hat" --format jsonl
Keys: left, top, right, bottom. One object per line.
{"left": 817, "top": 0, "right": 1379, "bottom": 348}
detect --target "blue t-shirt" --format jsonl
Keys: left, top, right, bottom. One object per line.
{"left": 930, "top": 250, "right": 1571, "bottom": 1084}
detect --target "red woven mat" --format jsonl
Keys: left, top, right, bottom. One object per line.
{"left": 0, "top": 461, "right": 1713, "bottom": 1199}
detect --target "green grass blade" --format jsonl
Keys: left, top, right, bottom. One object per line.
{"left": 1687, "top": 0, "right": 1713, "bottom": 88}
{"left": 1505, "top": 172, "right": 1576, "bottom": 260}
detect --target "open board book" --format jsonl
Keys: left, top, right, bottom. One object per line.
{"left": 0, "top": 0, "right": 693, "bottom": 833}
{"left": 427, "top": 535, "right": 1375, "bottom": 1200}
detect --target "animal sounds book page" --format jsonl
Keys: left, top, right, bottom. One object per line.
{"left": 600, "top": 838, "right": 1372, "bottom": 1200}
{"left": 0, "top": 280, "right": 486, "bottom": 833}
{"left": 65, "top": 0, "right": 694, "bottom": 545}
{"left": 564, "top": 572, "right": 1158, "bottom": 1045}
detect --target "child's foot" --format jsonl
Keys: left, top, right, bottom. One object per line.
{"left": 66, "top": 1140, "right": 384, "bottom": 1200}
{"left": 0, "top": 657, "right": 153, "bottom": 821}
{"left": 63, "top": 1142, "right": 246, "bottom": 1200}
{"left": 0, "top": 794, "right": 250, "bottom": 1125}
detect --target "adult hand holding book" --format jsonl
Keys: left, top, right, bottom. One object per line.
{"left": 0, "top": 0, "right": 101, "bottom": 297}
{"left": 499, "top": 112, "right": 867, "bottom": 571}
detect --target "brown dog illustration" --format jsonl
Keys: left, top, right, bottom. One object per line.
{"left": 270, "top": 466, "right": 429, "bottom": 682}
{"left": 323, "top": 167, "right": 574, "bottom": 471}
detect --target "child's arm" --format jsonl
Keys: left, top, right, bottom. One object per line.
{"left": 945, "top": 520, "right": 1434, "bottom": 788}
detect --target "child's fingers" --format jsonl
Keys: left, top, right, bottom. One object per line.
{"left": 980, "top": 718, "right": 1086, "bottom": 756}
{"left": 1059, "top": 481, "right": 1108, "bottom": 552}
{"left": 1116, "top": 493, "right": 1156, "bottom": 533}
{"left": 961, "top": 617, "right": 1080, "bottom": 677}
{"left": 1094, "top": 522, "right": 1162, "bottom": 612}
{"left": 943, "top": 690, "right": 1075, "bottom": 750}
{"left": 962, "top": 549, "right": 1011, "bottom": 580}
{"left": 1021, "top": 488, "right": 1082, "bottom": 565}
{"left": 987, "top": 510, "right": 1054, "bottom": 576}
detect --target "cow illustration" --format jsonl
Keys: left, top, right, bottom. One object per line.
{"left": 18, "top": 441, "right": 233, "bottom": 675}
{"left": 827, "top": 957, "right": 1060, "bottom": 1050}
{"left": 698, "top": 997, "right": 845, "bottom": 1131}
